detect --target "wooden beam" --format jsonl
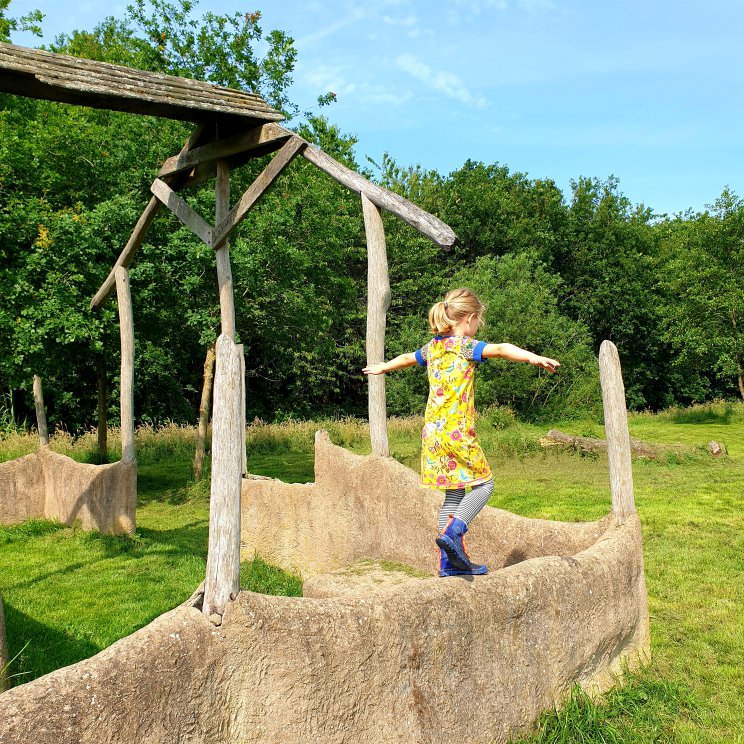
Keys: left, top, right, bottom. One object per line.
{"left": 116, "top": 266, "right": 136, "bottom": 464}
{"left": 90, "top": 124, "right": 206, "bottom": 310}
{"left": 158, "top": 123, "right": 291, "bottom": 179}
{"left": 214, "top": 160, "right": 236, "bottom": 337}
{"left": 203, "top": 334, "right": 244, "bottom": 623}
{"left": 362, "top": 193, "right": 391, "bottom": 457}
{"left": 151, "top": 178, "right": 213, "bottom": 246}
{"left": 599, "top": 340, "right": 636, "bottom": 522}
{"left": 32, "top": 375, "right": 48, "bottom": 447}
{"left": 212, "top": 136, "right": 306, "bottom": 248}
{"left": 289, "top": 131, "right": 457, "bottom": 249}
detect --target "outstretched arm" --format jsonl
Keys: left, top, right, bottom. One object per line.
{"left": 363, "top": 353, "right": 418, "bottom": 375}
{"left": 482, "top": 343, "right": 560, "bottom": 372}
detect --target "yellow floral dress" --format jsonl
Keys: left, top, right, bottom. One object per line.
{"left": 415, "top": 335, "right": 492, "bottom": 489}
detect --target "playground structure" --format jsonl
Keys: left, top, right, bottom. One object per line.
{"left": 0, "top": 43, "right": 649, "bottom": 743}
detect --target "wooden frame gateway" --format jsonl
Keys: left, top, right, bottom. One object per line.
{"left": 0, "top": 42, "right": 458, "bottom": 622}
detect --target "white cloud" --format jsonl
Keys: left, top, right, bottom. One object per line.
{"left": 395, "top": 54, "right": 487, "bottom": 108}
{"left": 382, "top": 14, "right": 418, "bottom": 27}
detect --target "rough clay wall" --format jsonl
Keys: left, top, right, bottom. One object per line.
{"left": 0, "top": 433, "right": 650, "bottom": 744}
{"left": 0, "top": 448, "right": 136, "bottom": 535}
{"left": 241, "top": 431, "right": 615, "bottom": 577}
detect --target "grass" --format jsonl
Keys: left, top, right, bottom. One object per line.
{"left": 1, "top": 403, "right": 743, "bottom": 742}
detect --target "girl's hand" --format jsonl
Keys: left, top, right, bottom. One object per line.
{"left": 532, "top": 356, "right": 560, "bottom": 373}
{"left": 363, "top": 363, "right": 387, "bottom": 375}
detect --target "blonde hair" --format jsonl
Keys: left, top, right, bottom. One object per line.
{"left": 428, "top": 288, "right": 486, "bottom": 335}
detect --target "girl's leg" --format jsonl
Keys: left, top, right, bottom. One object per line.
{"left": 438, "top": 487, "right": 465, "bottom": 531}
{"left": 453, "top": 479, "right": 494, "bottom": 526}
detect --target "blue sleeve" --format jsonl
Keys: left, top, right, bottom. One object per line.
{"left": 473, "top": 340, "right": 488, "bottom": 363}
{"left": 414, "top": 348, "right": 426, "bottom": 366}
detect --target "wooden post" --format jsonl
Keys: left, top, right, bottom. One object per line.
{"left": 599, "top": 340, "right": 636, "bottom": 521}
{"left": 115, "top": 266, "right": 136, "bottom": 464}
{"left": 362, "top": 192, "right": 391, "bottom": 457}
{"left": 32, "top": 375, "right": 48, "bottom": 447}
{"left": 193, "top": 344, "right": 216, "bottom": 481}
{"left": 215, "top": 159, "right": 236, "bottom": 339}
{"left": 203, "top": 334, "right": 243, "bottom": 622}
{"left": 239, "top": 345, "right": 247, "bottom": 476}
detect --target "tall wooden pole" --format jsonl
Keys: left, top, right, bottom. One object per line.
{"left": 193, "top": 344, "right": 216, "bottom": 481}
{"left": 115, "top": 266, "right": 136, "bottom": 464}
{"left": 362, "top": 192, "right": 391, "bottom": 457}
{"left": 204, "top": 143, "right": 243, "bottom": 622}
{"left": 96, "top": 354, "right": 108, "bottom": 463}
{"left": 598, "top": 340, "right": 636, "bottom": 522}
{"left": 32, "top": 375, "right": 48, "bottom": 448}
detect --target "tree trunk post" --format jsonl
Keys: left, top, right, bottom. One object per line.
{"left": 32, "top": 375, "right": 48, "bottom": 448}
{"left": 193, "top": 344, "right": 216, "bottom": 481}
{"left": 239, "top": 345, "right": 247, "bottom": 476}
{"left": 215, "top": 159, "right": 236, "bottom": 339}
{"left": 598, "top": 340, "right": 636, "bottom": 521}
{"left": 203, "top": 334, "right": 244, "bottom": 623}
{"left": 115, "top": 266, "right": 136, "bottom": 464}
{"left": 362, "top": 192, "right": 391, "bottom": 457}
{"left": 96, "top": 354, "right": 108, "bottom": 463}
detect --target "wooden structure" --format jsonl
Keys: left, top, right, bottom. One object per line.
{"left": 0, "top": 42, "right": 457, "bottom": 621}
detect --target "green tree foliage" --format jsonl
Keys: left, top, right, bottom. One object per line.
{"left": 0, "top": 0, "right": 42, "bottom": 43}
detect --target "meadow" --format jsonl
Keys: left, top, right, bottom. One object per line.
{"left": 1, "top": 403, "right": 742, "bottom": 743}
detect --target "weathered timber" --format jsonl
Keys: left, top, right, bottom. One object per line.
{"left": 214, "top": 160, "right": 236, "bottom": 337}
{"left": 90, "top": 125, "right": 206, "bottom": 310}
{"left": 295, "top": 134, "right": 457, "bottom": 249}
{"left": 116, "top": 267, "right": 136, "bottom": 464}
{"left": 599, "top": 341, "right": 635, "bottom": 520}
{"left": 32, "top": 375, "right": 48, "bottom": 447}
{"left": 193, "top": 344, "right": 216, "bottom": 481}
{"left": 240, "top": 346, "right": 247, "bottom": 476}
{"left": 159, "top": 123, "right": 291, "bottom": 179}
{"left": 541, "top": 430, "right": 662, "bottom": 459}
{"left": 90, "top": 197, "right": 160, "bottom": 310}
{"left": 203, "top": 334, "right": 244, "bottom": 622}
{"left": 151, "top": 179, "right": 213, "bottom": 246}
{"left": 0, "top": 43, "right": 283, "bottom": 124}
{"left": 362, "top": 193, "right": 391, "bottom": 457}
{"left": 213, "top": 136, "right": 306, "bottom": 248}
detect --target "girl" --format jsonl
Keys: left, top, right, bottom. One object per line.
{"left": 363, "top": 288, "right": 560, "bottom": 577}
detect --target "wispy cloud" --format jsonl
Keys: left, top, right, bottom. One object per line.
{"left": 395, "top": 54, "right": 487, "bottom": 108}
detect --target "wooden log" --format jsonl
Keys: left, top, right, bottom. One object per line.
{"left": 116, "top": 266, "right": 136, "bottom": 464}
{"left": 541, "top": 430, "right": 660, "bottom": 458}
{"left": 362, "top": 193, "right": 391, "bottom": 457}
{"left": 90, "top": 125, "right": 205, "bottom": 310}
{"left": 215, "top": 159, "right": 236, "bottom": 338}
{"left": 599, "top": 341, "right": 635, "bottom": 520}
{"left": 296, "top": 134, "right": 457, "bottom": 249}
{"left": 203, "top": 334, "right": 244, "bottom": 622}
{"left": 151, "top": 178, "right": 213, "bottom": 246}
{"left": 212, "top": 136, "right": 305, "bottom": 248}
{"left": 158, "top": 123, "right": 290, "bottom": 179}
{"left": 193, "top": 344, "right": 216, "bottom": 481}
{"left": 32, "top": 375, "right": 48, "bottom": 447}
{"left": 96, "top": 354, "right": 108, "bottom": 463}
{"left": 239, "top": 345, "right": 247, "bottom": 476}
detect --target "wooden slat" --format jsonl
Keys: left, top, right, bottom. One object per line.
{"left": 151, "top": 178, "right": 213, "bottom": 246}
{"left": 362, "top": 193, "right": 391, "bottom": 457}
{"left": 159, "top": 123, "right": 290, "bottom": 178}
{"left": 212, "top": 136, "right": 305, "bottom": 248}
{"left": 116, "top": 267, "right": 136, "bottom": 464}
{"left": 293, "top": 134, "right": 457, "bottom": 249}
{"left": 599, "top": 340, "right": 636, "bottom": 521}
{"left": 203, "top": 334, "right": 244, "bottom": 623}
{"left": 91, "top": 124, "right": 207, "bottom": 310}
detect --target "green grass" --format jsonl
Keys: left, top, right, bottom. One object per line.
{"left": 1, "top": 404, "right": 743, "bottom": 742}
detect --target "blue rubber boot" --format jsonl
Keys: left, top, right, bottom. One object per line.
{"left": 436, "top": 516, "right": 488, "bottom": 574}
{"left": 438, "top": 547, "right": 488, "bottom": 577}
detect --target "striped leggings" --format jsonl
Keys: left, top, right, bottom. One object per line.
{"left": 437, "top": 478, "right": 495, "bottom": 531}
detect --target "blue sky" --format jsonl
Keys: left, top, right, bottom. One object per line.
{"left": 8, "top": 0, "right": 744, "bottom": 216}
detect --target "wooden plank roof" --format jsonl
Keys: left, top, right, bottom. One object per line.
{"left": 0, "top": 42, "right": 284, "bottom": 125}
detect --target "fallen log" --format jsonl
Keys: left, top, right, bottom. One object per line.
{"left": 539, "top": 429, "right": 726, "bottom": 459}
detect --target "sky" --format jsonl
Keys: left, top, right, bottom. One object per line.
{"left": 7, "top": 0, "right": 744, "bottom": 216}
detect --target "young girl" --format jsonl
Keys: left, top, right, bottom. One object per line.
{"left": 363, "top": 288, "right": 560, "bottom": 577}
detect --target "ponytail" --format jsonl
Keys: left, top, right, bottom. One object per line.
{"left": 428, "top": 288, "right": 486, "bottom": 335}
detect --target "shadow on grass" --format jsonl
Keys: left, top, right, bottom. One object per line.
{"left": 4, "top": 601, "right": 101, "bottom": 688}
